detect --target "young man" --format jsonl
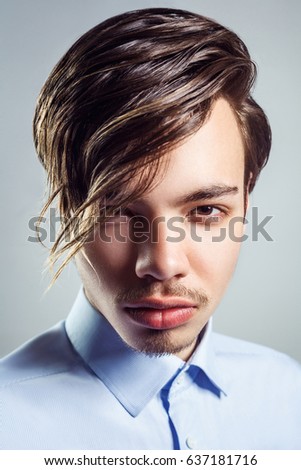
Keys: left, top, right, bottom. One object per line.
{"left": 1, "top": 8, "right": 301, "bottom": 450}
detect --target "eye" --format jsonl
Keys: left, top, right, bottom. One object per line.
{"left": 192, "top": 206, "right": 216, "bottom": 215}
{"left": 187, "top": 205, "right": 223, "bottom": 222}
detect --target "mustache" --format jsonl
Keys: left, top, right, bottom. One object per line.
{"left": 116, "top": 283, "right": 209, "bottom": 307}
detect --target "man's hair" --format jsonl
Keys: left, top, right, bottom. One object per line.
{"left": 33, "top": 7, "right": 271, "bottom": 280}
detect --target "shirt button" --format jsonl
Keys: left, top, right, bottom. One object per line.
{"left": 186, "top": 436, "right": 197, "bottom": 449}
{"left": 176, "top": 374, "right": 184, "bottom": 385}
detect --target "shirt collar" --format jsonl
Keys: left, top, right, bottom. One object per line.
{"left": 65, "top": 288, "right": 226, "bottom": 417}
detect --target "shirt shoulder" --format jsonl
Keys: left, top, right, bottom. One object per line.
{"left": 212, "top": 331, "right": 301, "bottom": 387}
{"left": 212, "top": 330, "right": 299, "bottom": 359}
{"left": 0, "top": 322, "right": 80, "bottom": 388}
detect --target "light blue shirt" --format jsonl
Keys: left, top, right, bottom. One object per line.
{"left": 1, "top": 289, "right": 301, "bottom": 450}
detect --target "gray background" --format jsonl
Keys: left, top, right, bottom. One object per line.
{"left": 1, "top": 0, "right": 300, "bottom": 361}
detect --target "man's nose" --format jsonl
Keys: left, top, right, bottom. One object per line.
{"left": 134, "top": 218, "right": 190, "bottom": 281}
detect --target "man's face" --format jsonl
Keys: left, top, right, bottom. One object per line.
{"left": 75, "top": 98, "right": 246, "bottom": 360}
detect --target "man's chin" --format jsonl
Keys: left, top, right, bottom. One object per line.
{"left": 124, "top": 328, "right": 199, "bottom": 360}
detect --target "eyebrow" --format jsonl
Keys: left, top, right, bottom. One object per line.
{"left": 176, "top": 185, "right": 239, "bottom": 205}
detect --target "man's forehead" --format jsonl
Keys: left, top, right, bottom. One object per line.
{"left": 103, "top": 98, "right": 245, "bottom": 208}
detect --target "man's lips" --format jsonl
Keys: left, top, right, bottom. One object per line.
{"left": 123, "top": 297, "right": 197, "bottom": 329}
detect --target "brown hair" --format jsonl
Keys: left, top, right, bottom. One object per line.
{"left": 33, "top": 7, "right": 272, "bottom": 280}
